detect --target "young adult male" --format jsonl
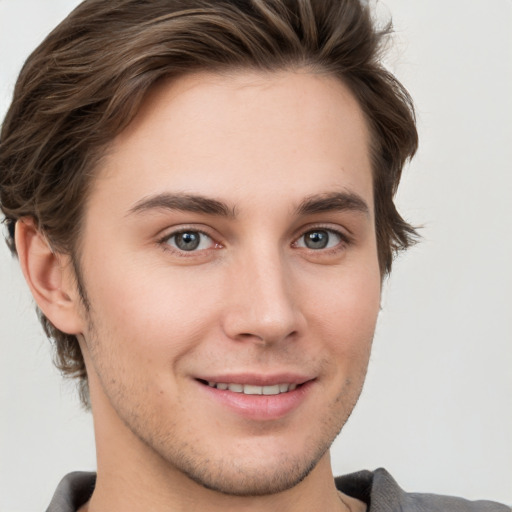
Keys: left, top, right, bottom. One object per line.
{"left": 0, "top": 1, "right": 509, "bottom": 511}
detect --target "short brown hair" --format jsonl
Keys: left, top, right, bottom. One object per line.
{"left": 0, "top": 0, "right": 418, "bottom": 404}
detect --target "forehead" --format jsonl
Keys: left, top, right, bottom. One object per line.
{"left": 90, "top": 69, "right": 373, "bottom": 215}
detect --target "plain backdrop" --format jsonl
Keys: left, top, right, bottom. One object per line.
{"left": 1, "top": 1, "right": 511, "bottom": 511}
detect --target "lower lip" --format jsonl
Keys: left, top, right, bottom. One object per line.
{"left": 198, "top": 381, "right": 314, "bottom": 421}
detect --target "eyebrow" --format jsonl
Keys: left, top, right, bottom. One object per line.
{"left": 128, "top": 192, "right": 236, "bottom": 218}
{"left": 295, "top": 191, "right": 370, "bottom": 217}
{"left": 127, "top": 190, "right": 369, "bottom": 219}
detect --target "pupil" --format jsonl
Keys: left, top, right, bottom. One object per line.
{"left": 176, "top": 232, "right": 200, "bottom": 251}
{"left": 305, "top": 230, "right": 328, "bottom": 249}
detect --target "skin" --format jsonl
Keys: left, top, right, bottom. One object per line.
{"left": 18, "top": 70, "right": 381, "bottom": 512}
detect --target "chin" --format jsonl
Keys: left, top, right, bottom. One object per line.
{"left": 179, "top": 451, "right": 322, "bottom": 496}
{"left": 158, "top": 425, "right": 339, "bottom": 497}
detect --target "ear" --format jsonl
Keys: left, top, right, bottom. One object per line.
{"left": 15, "top": 217, "right": 85, "bottom": 335}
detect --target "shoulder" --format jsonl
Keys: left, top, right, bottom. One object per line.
{"left": 46, "top": 472, "right": 96, "bottom": 512}
{"left": 335, "top": 468, "right": 511, "bottom": 512}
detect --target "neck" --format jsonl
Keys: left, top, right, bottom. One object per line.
{"left": 84, "top": 424, "right": 356, "bottom": 512}
{"left": 85, "top": 447, "right": 351, "bottom": 512}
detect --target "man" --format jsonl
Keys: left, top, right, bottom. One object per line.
{"left": 0, "top": 1, "right": 509, "bottom": 511}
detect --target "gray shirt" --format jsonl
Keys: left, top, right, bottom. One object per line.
{"left": 46, "top": 468, "right": 510, "bottom": 511}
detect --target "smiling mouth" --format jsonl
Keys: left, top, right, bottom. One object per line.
{"left": 198, "top": 380, "right": 300, "bottom": 395}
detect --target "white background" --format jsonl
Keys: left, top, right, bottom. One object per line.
{"left": 0, "top": 1, "right": 511, "bottom": 511}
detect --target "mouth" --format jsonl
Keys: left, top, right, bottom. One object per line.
{"left": 195, "top": 376, "right": 314, "bottom": 420}
{"left": 198, "top": 380, "right": 299, "bottom": 395}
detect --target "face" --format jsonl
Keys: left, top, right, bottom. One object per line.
{"left": 72, "top": 70, "right": 381, "bottom": 495}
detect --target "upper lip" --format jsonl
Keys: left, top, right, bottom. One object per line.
{"left": 196, "top": 373, "right": 314, "bottom": 386}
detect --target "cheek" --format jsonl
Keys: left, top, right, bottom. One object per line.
{"left": 306, "top": 262, "right": 381, "bottom": 361}
{"left": 82, "top": 254, "right": 224, "bottom": 361}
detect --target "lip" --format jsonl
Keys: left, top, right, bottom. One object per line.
{"left": 195, "top": 373, "right": 315, "bottom": 421}
{"left": 198, "top": 372, "right": 311, "bottom": 386}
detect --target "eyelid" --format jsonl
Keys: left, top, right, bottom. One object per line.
{"left": 157, "top": 223, "right": 218, "bottom": 240}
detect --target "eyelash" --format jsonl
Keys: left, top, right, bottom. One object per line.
{"left": 157, "top": 226, "right": 351, "bottom": 256}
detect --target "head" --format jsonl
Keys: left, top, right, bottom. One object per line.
{"left": 0, "top": 0, "right": 417, "bottom": 492}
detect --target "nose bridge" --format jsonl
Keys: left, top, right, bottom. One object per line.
{"left": 222, "top": 242, "right": 301, "bottom": 344}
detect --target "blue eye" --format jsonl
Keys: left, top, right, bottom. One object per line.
{"left": 166, "top": 231, "right": 214, "bottom": 252}
{"left": 296, "top": 229, "right": 343, "bottom": 250}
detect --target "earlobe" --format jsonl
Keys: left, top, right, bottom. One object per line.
{"left": 15, "top": 218, "right": 84, "bottom": 335}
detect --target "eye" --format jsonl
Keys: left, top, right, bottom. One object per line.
{"left": 295, "top": 229, "right": 343, "bottom": 250}
{"left": 164, "top": 230, "right": 215, "bottom": 252}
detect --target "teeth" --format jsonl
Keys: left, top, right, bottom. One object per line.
{"left": 243, "top": 384, "right": 262, "bottom": 395}
{"left": 262, "top": 384, "right": 280, "bottom": 395}
{"left": 207, "top": 382, "right": 298, "bottom": 395}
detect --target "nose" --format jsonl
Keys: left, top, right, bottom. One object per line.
{"left": 221, "top": 248, "right": 304, "bottom": 346}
